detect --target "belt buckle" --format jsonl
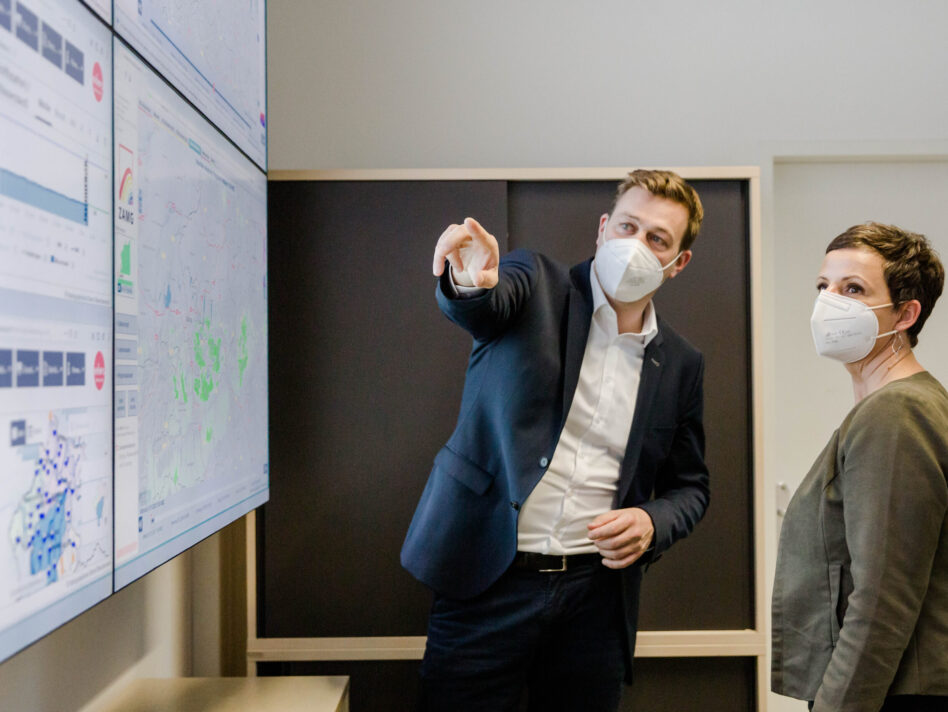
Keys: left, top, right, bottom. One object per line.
{"left": 538, "top": 555, "right": 567, "bottom": 573}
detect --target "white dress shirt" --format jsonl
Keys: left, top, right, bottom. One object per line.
{"left": 516, "top": 269, "right": 657, "bottom": 555}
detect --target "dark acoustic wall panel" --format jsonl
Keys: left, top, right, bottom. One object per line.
{"left": 262, "top": 180, "right": 508, "bottom": 637}
{"left": 261, "top": 176, "right": 754, "bottom": 640}
{"left": 257, "top": 657, "right": 756, "bottom": 712}
{"left": 507, "top": 180, "right": 754, "bottom": 630}
{"left": 620, "top": 657, "right": 757, "bottom": 712}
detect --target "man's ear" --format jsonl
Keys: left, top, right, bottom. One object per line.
{"left": 667, "top": 250, "right": 692, "bottom": 279}
{"left": 596, "top": 214, "right": 609, "bottom": 247}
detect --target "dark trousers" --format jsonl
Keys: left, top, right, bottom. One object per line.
{"left": 418, "top": 558, "right": 626, "bottom": 712}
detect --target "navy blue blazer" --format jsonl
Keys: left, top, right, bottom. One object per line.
{"left": 401, "top": 249, "right": 709, "bottom": 644}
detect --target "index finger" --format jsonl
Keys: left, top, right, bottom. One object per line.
{"left": 432, "top": 224, "right": 463, "bottom": 275}
{"left": 588, "top": 510, "right": 619, "bottom": 529}
{"left": 463, "top": 217, "right": 494, "bottom": 248}
{"left": 587, "top": 511, "right": 621, "bottom": 538}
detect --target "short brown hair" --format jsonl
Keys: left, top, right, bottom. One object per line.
{"left": 613, "top": 169, "right": 704, "bottom": 251}
{"left": 826, "top": 222, "right": 944, "bottom": 347}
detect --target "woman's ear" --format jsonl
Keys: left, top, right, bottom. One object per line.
{"left": 894, "top": 299, "right": 922, "bottom": 333}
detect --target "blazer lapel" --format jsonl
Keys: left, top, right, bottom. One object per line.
{"left": 561, "top": 260, "right": 594, "bottom": 424}
{"left": 616, "top": 327, "right": 665, "bottom": 505}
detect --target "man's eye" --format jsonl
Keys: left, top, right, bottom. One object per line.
{"left": 619, "top": 222, "right": 636, "bottom": 233}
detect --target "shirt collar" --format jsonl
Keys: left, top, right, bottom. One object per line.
{"left": 590, "top": 262, "right": 659, "bottom": 346}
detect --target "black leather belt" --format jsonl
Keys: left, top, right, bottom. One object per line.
{"left": 512, "top": 551, "right": 603, "bottom": 573}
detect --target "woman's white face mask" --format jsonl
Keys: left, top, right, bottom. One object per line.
{"left": 810, "top": 290, "right": 897, "bottom": 363}
{"left": 594, "top": 237, "right": 681, "bottom": 303}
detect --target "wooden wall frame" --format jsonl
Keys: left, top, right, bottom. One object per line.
{"left": 247, "top": 166, "right": 766, "bottom": 710}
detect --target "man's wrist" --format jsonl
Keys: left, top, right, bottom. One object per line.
{"left": 449, "top": 265, "right": 486, "bottom": 297}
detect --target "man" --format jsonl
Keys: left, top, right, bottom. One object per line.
{"left": 401, "top": 169, "right": 710, "bottom": 711}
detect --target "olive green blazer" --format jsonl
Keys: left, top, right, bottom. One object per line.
{"left": 772, "top": 371, "right": 948, "bottom": 711}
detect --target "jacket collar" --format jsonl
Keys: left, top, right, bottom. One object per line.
{"left": 561, "top": 260, "right": 596, "bottom": 420}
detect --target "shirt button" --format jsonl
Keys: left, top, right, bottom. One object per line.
{"left": 510, "top": 501, "right": 520, "bottom": 511}
{"left": 539, "top": 457, "right": 549, "bottom": 468}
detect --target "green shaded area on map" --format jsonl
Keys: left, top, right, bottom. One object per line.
{"left": 193, "top": 331, "right": 206, "bottom": 368}
{"left": 209, "top": 338, "right": 221, "bottom": 374}
{"left": 238, "top": 315, "right": 249, "bottom": 386}
{"left": 120, "top": 243, "right": 132, "bottom": 275}
{"left": 194, "top": 374, "right": 214, "bottom": 401}
{"left": 191, "top": 319, "right": 223, "bottom": 402}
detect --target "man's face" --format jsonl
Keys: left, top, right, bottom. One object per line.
{"left": 596, "top": 186, "right": 691, "bottom": 280}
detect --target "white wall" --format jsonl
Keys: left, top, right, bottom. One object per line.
{"left": 267, "top": 2, "right": 948, "bottom": 710}
{"left": 0, "top": 557, "right": 189, "bottom": 712}
{"left": 0, "top": 533, "right": 229, "bottom": 712}
{"left": 267, "top": 0, "right": 948, "bottom": 171}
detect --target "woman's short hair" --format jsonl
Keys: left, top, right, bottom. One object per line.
{"left": 827, "top": 222, "right": 944, "bottom": 347}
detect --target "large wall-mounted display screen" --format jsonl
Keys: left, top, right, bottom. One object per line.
{"left": 113, "top": 0, "right": 267, "bottom": 169}
{"left": 0, "top": 0, "right": 268, "bottom": 664}
{"left": 0, "top": 0, "right": 113, "bottom": 664}
{"left": 112, "top": 39, "right": 268, "bottom": 590}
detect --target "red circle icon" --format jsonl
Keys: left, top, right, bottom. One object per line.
{"left": 93, "top": 62, "right": 104, "bottom": 103}
{"left": 94, "top": 351, "right": 105, "bottom": 390}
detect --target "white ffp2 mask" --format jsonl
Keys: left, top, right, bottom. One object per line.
{"left": 594, "top": 238, "right": 681, "bottom": 303}
{"left": 810, "top": 290, "right": 897, "bottom": 363}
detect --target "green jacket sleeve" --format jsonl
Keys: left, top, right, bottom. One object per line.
{"left": 813, "top": 389, "right": 948, "bottom": 711}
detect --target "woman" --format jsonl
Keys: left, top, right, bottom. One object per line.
{"left": 772, "top": 222, "right": 948, "bottom": 711}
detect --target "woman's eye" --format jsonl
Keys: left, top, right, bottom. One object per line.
{"left": 816, "top": 284, "right": 827, "bottom": 291}
{"left": 845, "top": 284, "right": 863, "bottom": 294}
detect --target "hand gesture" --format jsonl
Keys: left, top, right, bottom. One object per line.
{"left": 587, "top": 507, "right": 655, "bottom": 570}
{"left": 432, "top": 217, "right": 499, "bottom": 289}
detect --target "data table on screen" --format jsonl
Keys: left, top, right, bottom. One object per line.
{"left": 0, "top": 0, "right": 112, "bottom": 665}
{"left": 112, "top": 39, "right": 268, "bottom": 590}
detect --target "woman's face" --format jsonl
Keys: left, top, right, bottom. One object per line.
{"left": 816, "top": 246, "right": 904, "bottom": 360}
{"left": 816, "top": 246, "right": 893, "bottom": 309}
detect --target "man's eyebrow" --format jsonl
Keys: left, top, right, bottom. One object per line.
{"left": 617, "top": 212, "right": 673, "bottom": 239}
